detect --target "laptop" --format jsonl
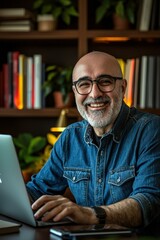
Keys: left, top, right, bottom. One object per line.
{"left": 0, "top": 134, "right": 71, "bottom": 227}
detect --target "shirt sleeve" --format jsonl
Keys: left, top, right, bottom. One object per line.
{"left": 129, "top": 116, "right": 160, "bottom": 227}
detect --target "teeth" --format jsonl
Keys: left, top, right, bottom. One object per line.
{"left": 90, "top": 103, "right": 104, "bottom": 107}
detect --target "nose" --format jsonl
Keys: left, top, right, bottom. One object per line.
{"left": 89, "top": 82, "right": 103, "bottom": 98}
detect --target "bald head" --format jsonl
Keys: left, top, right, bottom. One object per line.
{"left": 72, "top": 51, "right": 123, "bottom": 82}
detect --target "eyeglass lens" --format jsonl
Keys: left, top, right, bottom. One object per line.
{"left": 75, "top": 76, "right": 116, "bottom": 95}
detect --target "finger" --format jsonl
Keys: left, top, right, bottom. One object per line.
{"left": 32, "top": 195, "right": 59, "bottom": 210}
{"left": 34, "top": 200, "right": 58, "bottom": 219}
{"left": 34, "top": 196, "right": 70, "bottom": 220}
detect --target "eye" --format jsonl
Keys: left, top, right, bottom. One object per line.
{"left": 99, "top": 78, "right": 114, "bottom": 86}
{"left": 77, "top": 80, "right": 91, "bottom": 88}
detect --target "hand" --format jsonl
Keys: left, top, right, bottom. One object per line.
{"left": 32, "top": 195, "right": 98, "bottom": 224}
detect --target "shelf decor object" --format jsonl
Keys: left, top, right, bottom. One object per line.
{"left": 32, "top": 0, "right": 79, "bottom": 30}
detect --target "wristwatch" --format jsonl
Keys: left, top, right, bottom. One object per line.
{"left": 92, "top": 206, "right": 107, "bottom": 224}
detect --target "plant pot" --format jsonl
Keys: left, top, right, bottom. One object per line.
{"left": 37, "top": 14, "right": 57, "bottom": 31}
{"left": 53, "top": 91, "right": 74, "bottom": 108}
{"left": 112, "top": 14, "right": 130, "bottom": 30}
{"left": 22, "top": 168, "right": 33, "bottom": 183}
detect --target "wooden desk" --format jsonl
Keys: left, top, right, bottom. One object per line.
{"left": 0, "top": 215, "right": 159, "bottom": 240}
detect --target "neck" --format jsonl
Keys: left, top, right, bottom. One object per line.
{"left": 93, "top": 125, "right": 112, "bottom": 137}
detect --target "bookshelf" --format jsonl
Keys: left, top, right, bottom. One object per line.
{"left": 0, "top": 0, "right": 160, "bottom": 137}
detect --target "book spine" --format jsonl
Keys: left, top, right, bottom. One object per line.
{"left": 12, "top": 51, "right": 20, "bottom": 108}
{"left": 18, "top": 54, "right": 25, "bottom": 109}
{"left": 7, "top": 51, "right": 14, "bottom": 108}
{"left": 0, "top": 68, "right": 4, "bottom": 107}
{"left": 139, "top": 0, "right": 153, "bottom": 30}
{"left": 26, "top": 57, "right": 33, "bottom": 109}
{"left": 139, "top": 56, "right": 148, "bottom": 108}
{"left": 3, "top": 64, "right": 9, "bottom": 108}
{"left": 33, "top": 54, "right": 42, "bottom": 109}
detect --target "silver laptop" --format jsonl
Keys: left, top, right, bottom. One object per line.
{"left": 0, "top": 134, "right": 70, "bottom": 227}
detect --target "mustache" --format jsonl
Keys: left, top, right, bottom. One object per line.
{"left": 83, "top": 96, "right": 111, "bottom": 106}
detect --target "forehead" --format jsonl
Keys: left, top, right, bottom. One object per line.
{"left": 73, "top": 55, "right": 119, "bottom": 81}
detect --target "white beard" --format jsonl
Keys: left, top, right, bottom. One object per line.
{"left": 76, "top": 92, "right": 123, "bottom": 129}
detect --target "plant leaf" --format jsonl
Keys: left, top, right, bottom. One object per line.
{"left": 13, "top": 133, "right": 32, "bottom": 148}
{"left": 28, "top": 137, "right": 46, "bottom": 155}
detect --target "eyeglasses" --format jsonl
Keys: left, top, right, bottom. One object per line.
{"left": 72, "top": 74, "right": 123, "bottom": 95}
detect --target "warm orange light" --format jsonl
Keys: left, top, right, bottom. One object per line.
{"left": 50, "top": 127, "right": 66, "bottom": 132}
{"left": 94, "top": 37, "right": 129, "bottom": 42}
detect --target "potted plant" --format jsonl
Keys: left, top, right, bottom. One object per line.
{"left": 13, "top": 133, "right": 47, "bottom": 181}
{"left": 43, "top": 64, "right": 74, "bottom": 108}
{"left": 96, "top": 0, "right": 137, "bottom": 30}
{"left": 33, "top": 0, "right": 79, "bottom": 31}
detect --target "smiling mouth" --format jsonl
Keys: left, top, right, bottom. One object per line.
{"left": 88, "top": 101, "right": 110, "bottom": 109}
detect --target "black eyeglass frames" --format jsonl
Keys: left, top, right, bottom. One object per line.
{"left": 72, "top": 74, "right": 123, "bottom": 95}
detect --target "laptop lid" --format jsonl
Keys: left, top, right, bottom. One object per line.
{"left": 0, "top": 134, "right": 37, "bottom": 227}
{"left": 0, "top": 134, "right": 72, "bottom": 227}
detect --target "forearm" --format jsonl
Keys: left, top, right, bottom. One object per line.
{"left": 102, "top": 198, "right": 142, "bottom": 228}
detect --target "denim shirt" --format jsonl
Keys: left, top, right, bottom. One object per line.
{"left": 27, "top": 102, "right": 160, "bottom": 227}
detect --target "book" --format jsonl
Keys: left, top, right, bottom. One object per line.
{"left": 146, "top": 56, "right": 156, "bottom": 108}
{"left": 26, "top": 57, "right": 33, "bottom": 109}
{"left": 117, "top": 58, "right": 125, "bottom": 76}
{"left": 127, "top": 58, "right": 135, "bottom": 107}
{"left": 7, "top": 51, "right": 13, "bottom": 108}
{"left": 0, "top": 219, "right": 21, "bottom": 235}
{"left": 150, "top": 0, "right": 159, "bottom": 30}
{"left": 138, "top": 0, "right": 153, "bottom": 30}
{"left": 18, "top": 54, "right": 25, "bottom": 109}
{"left": 0, "top": 20, "right": 33, "bottom": 25}
{"left": 139, "top": 56, "right": 148, "bottom": 108}
{"left": 0, "top": 25, "right": 32, "bottom": 31}
{"left": 124, "top": 59, "right": 131, "bottom": 106}
{"left": 0, "top": 69, "right": 4, "bottom": 107}
{"left": 12, "top": 51, "right": 20, "bottom": 108}
{"left": 133, "top": 58, "right": 140, "bottom": 107}
{"left": 2, "top": 64, "right": 9, "bottom": 108}
{"left": 0, "top": 8, "right": 33, "bottom": 18}
{"left": 33, "top": 54, "right": 42, "bottom": 109}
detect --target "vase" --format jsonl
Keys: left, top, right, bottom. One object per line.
{"left": 53, "top": 91, "right": 74, "bottom": 108}
{"left": 112, "top": 14, "right": 130, "bottom": 30}
{"left": 37, "top": 14, "right": 57, "bottom": 31}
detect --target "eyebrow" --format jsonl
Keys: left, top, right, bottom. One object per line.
{"left": 76, "top": 74, "right": 112, "bottom": 82}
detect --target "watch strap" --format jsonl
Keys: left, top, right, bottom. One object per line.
{"left": 92, "top": 206, "right": 107, "bottom": 224}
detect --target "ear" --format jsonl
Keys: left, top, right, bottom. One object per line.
{"left": 72, "top": 86, "right": 76, "bottom": 94}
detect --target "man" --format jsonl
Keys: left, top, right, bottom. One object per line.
{"left": 27, "top": 51, "right": 160, "bottom": 228}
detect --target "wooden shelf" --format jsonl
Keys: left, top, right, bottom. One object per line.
{"left": 88, "top": 30, "right": 160, "bottom": 39}
{"left": 0, "top": 30, "right": 79, "bottom": 40}
{"left": 0, "top": 30, "right": 159, "bottom": 41}
{"left": 0, "top": 108, "right": 81, "bottom": 118}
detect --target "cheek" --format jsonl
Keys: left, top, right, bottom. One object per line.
{"left": 74, "top": 91, "right": 85, "bottom": 102}
{"left": 75, "top": 94, "right": 86, "bottom": 107}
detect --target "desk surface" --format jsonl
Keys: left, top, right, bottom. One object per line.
{"left": 0, "top": 215, "right": 159, "bottom": 240}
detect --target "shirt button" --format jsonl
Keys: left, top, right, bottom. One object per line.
{"left": 117, "top": 176, "right": 121, "bottom": 183}
{"left": 72, "top": 176, "right": 76, "bottom": 181}
{"left": 98, "top": 178, "right": 102, "bottom": 183}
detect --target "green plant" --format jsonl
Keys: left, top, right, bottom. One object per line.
{"left": 13, "top": 133, "right": 47, "bottom": 170}
{"left": 96, "top": 0, "right": 136, "bottom": 24}
{"left": 33, "top": 0, "right": 78, "bottom": 25}
{"left": 42, "top": 65, "right": 73, "bottom": 103}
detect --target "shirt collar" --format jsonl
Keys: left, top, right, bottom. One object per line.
{"left": 84, "top": 102, "right": 130, "bottom": 144}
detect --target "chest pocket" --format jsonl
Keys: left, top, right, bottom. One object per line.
{"left": 63, "top": 168, "right": 90, "bottom": 206}
{"left": 108, "top": 166, "right": 135, "bottom": 203}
